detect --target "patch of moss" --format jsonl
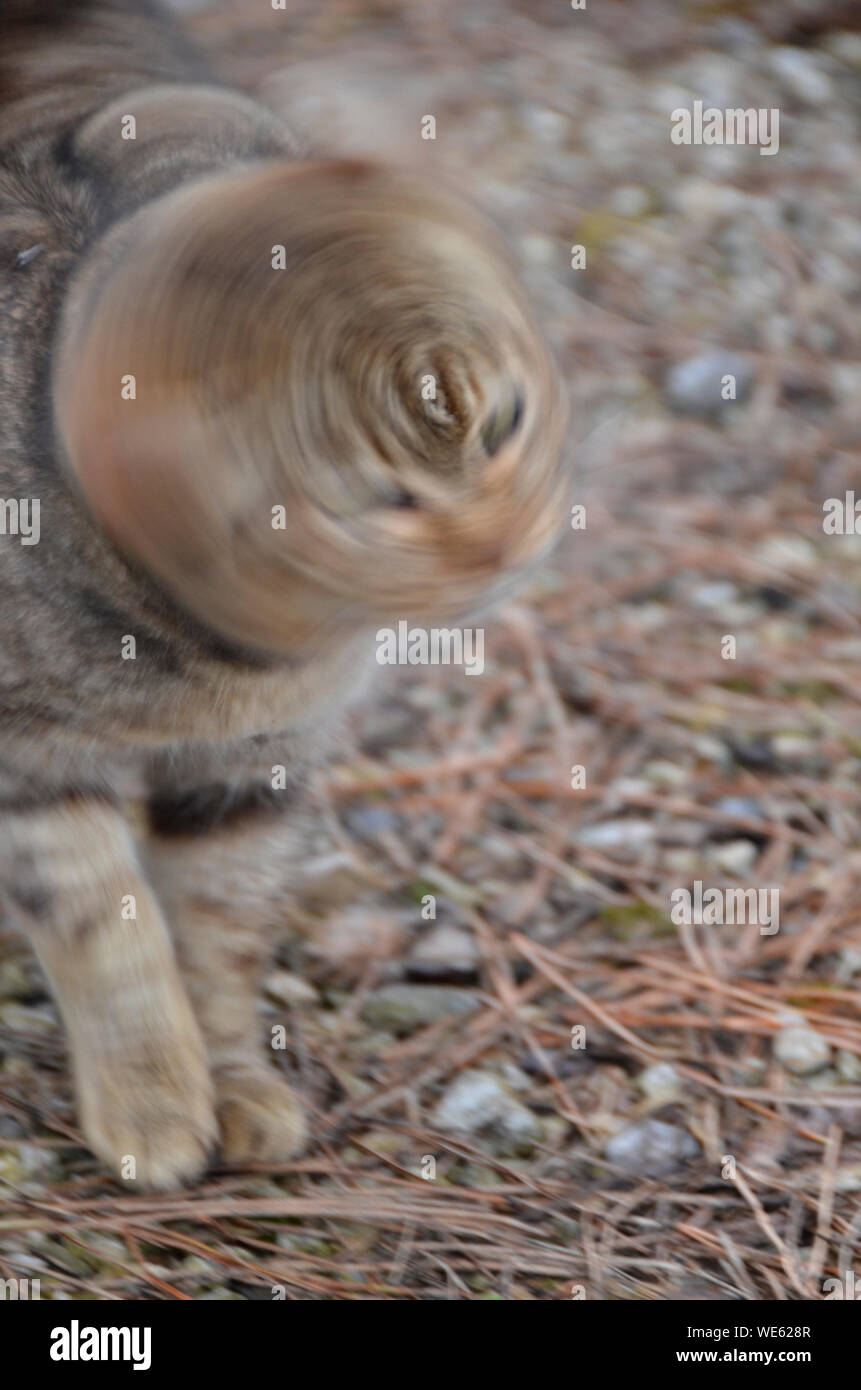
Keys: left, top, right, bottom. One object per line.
{"left": 599, "top": 901, "right": 675, "bottom": 940}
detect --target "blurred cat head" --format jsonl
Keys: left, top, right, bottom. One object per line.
{"left": 54, "top": 159, "right": 568, "bottom": 656}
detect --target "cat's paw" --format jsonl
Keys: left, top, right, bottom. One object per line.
{"left": 214, "top": 1065, "right": 308, "bottom": 1166}
{"left": 77, "top": 1045, "right": 217, "bottom": 1191}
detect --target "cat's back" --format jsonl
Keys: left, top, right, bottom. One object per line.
{"left": 0, "top": 0, "right": 306, "bottom": 769}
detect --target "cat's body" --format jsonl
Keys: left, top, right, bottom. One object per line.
{"left": 0, "top": 0, "right": 566, "bottom": 1186}
{"left": 0, "top": 0, "right": 351, "bottom": 797}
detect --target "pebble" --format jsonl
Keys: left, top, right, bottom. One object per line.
{"left": 665, "top": 351, "right": 753, "bottom": 415}
{"left": 771, "top": 733, "right": 818, "bottom": 765}
{"left": 433, "top": 1069, "right": 543, "bottom": 1153}
{"left": 311, "top": 907, "right": 405, "bottom": 964}
{"left": 608, "top": 185, "right": 652, "bottom": 218}
{"left": 638, "top": 1063, "right": 683, "bottom": 1105}
{"left": 711, "top": 839, "right": 758, "bottom": 876}
{"left": 575, "top": 818, "right": 655, "bottom": 850}
{"left": 605, "top": 1119, "right": 700, "bottom": 1177}
{"left": 0, "top": 1143, "right": 58, "bottom": 1187}
{"left": 824, "top": 32, "right": 861, "bottom": 71}
{"left": 674, "top": 177, "right": 747, "bottom": 221}
{"left": 836, "top": 948, "right": 861, "bottom": 980}
{"left": 300, "top": 853, "right": 378, "bottom": 908}
{"left": 754, "top": 536, "right": 816, "bottom": 571}
{"left": 361, "top": 984, "right": 479, "bottom": 1033}
{"left": 774, "top": 1026, "right": 832, "bottom": 1076}
{"left": 690, "top": 581, "right": 739, "bottom": 609}
{"left": 343, "top": 805, "right": 401, "bottom": 839}
{"left": 714, "top": 795, "right": 762, "bottom": 820}
{"left": 643, "top": 760, "right": 689, "bottom": 788}
{"left": 263, "top": 971, "right": 317, "bottom": 1009}
{"left": 836, "top": 1050, "right": 861, "bottom": 1084}
{"left": 408, "top": 925, "right": 479, "bottom": 977}
{"left": 768, "top": 47, "right": 833, "bottom": 106}
{"left": 519, "top": 104, "right": 568, "bottom": 144}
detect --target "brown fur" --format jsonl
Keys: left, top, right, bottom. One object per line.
{"left": 0, "top": 0, "right": 567, "bottom": 1187}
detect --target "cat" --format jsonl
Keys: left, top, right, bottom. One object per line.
{"left": 0, "top": 0, "right": 567, "bottom": 1188}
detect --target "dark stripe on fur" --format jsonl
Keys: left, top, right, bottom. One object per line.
{"left": 148, "top": 780, "right": 298, "bottom": 837}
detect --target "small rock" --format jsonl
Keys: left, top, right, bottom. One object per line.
{"left": 754, "top": 536, "right": 816, "bottom": 571}
{"left": 311, "top": 907, "right": 405, "bottom": 965}
{"left": 361, "top": 984, "right": 479, "bottom": 1033}
{"left": 300, "top": 852, "right": 379, "bottom": 908}
{"left": 608, "top": 185, "right": 652, "bottom": 218}
{"left": 521, "top": 233, "right": 558, "bottom": 269}
{"left": 408, "top": 925, "right": 479, "bottom": 979}
{"left": 804, "top": 1069, "right": 839, "bottom": 1092}
{"left": 638, "top": 1063, "right": 683, "bottom": 1105}
{"left": 836, "top": 948, "right": 861, "bottom": 981}
{"left": 768, "top": 47, "right": 833, "bottom": 106}
{"left": 834, "top": 1165, "right": 861, "bottom": 1192}
{"left": 643, "top": 760, "right": 689, "bottom": 788}
{"left": 343, "top": 805, "right": 401, "bottom": 840}
{"left": 433, "top": 1069, "right": 542, "bottom": 1153}
{"left": 714, "top": 795, "right": 762, "bottom": 820}
{"left": 665, "top": 351, "right": 753, "bottom": 415}
{"left": 575, "top": 818, "right": 655, "bottom": 850}
{"left": 605, "top": 1119, "right": 700, "bottom": 1177}
{"left": 0, "top": 1150, "right": 24, "bottom": 1185}
{"left": 691, "top": 581, "right": 739, "bottom": 609}
{"left": 836, "top": 1050, "right": 861, "bottom": 1084}
{"left": 694, "top": 735, "right": 732, "bottom": 768}
{"left": 771, "top": 733, "right": 818, "bottom": 765}
{"left": 774, "top": 1026, "right": 832, "bottom": 1076}
{"left": 519, "top": 104, "right": 568, "bottom": 144}
{"left": 824, "top": 32, "right": 861, "bottom": 71}
{"left": 711, "top": 839, "right": 758, "bottom": 876}
{"left": 665, "top": 848, "right": 700, "bottom": 875}
{"left": 0, "top": 1142, "right": 58, "bottom": 1189}
{"left": 263, "top": 971, "right": 317, "bottom": 1009}
{"left": 731, "top": 1055, "right": 768, "bottom": 1086}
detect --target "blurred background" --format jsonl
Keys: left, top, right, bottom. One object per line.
{"left": 1, "top": 0, "right": 860, "bottom": 1299}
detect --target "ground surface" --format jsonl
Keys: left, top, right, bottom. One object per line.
{"left": 1, "top": 0, "right": 860, "bottom": 1299}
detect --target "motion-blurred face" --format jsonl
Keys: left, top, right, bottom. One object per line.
{"left": 55, "top": 160, "right": 568, "bottom": 654}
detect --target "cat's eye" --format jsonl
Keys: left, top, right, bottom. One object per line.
{"left": 481, "top": 391, "right": 524, "bottom": 455}
{"left": 389, "top": 488, "right": 419, "bottom": 509}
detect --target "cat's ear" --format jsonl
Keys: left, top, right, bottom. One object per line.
{"left": 55, "top": 332, "right": 308, "bottom": 654}
{"left": 55, "top": 361, "right": 217, "bottom": 588}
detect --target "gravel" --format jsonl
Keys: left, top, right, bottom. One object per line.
{"left": 605, "top": 1119, "right": 701, "bottom": 1178}
{"left": 774, "top": 1026, "right": 833, "bottom": 1076}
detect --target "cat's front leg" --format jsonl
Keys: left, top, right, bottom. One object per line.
{"left": 5, "top": 797, "right": 216, "bottom": 1189}
{"left": 145, "top": 782, "right": 309, "bottom": 1168}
